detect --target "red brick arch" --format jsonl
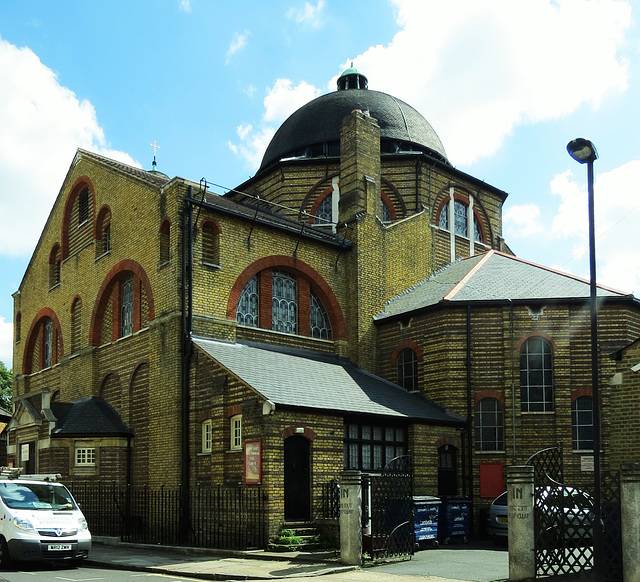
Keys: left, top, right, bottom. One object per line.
{"left": 281, "top": 426, "right": 317, "bottom": 441}
{"left": 89, "top": 260, "right": 155, "bottom": 346}
{"left": 474, "top": 389, "right": 505, "bottom": 406}
{"left": 22, "top": 307, "right": 64, "bottom": 374}
{"left": 390, "top": 340, "right": 423, "bottom": 366}
{"left": 226, "top": 256, "right": 346, "bottom": 340}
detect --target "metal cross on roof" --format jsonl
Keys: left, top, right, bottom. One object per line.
{"left": 150, "top": 140, "right": 160, "bottom": 170}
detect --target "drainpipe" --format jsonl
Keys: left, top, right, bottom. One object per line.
{"left": 466, "top": 306, "right": 473, "bottom": 500}
{"left": 180, "top": 186, "right": 194, "bottom": 542}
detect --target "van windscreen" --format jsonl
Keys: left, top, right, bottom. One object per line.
{"left": 0, "top": 482, "right": 77, "bottom": 510}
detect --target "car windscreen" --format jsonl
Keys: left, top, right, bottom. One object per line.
{"left": 0, "top": 482, "right": 77, "bottom": 510}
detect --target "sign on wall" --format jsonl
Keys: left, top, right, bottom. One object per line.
{"left": 244, "top": 440, "right": 262, "bottom": 484}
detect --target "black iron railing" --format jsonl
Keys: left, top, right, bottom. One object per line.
{"left": 68, "top": 482, "right": 266, "bottom": 550}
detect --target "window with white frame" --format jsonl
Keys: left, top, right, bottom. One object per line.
{"left": 75, "top": 447, "right": 96, "bottom": 466}
{"left": 475, "top": 398, "right": 505, "bottom": 451}
{"left": 520, "top": 336, "right": 554, "bottom": 412}
{"left": 572, "top": 396, "right": 593, "bottom": 451}
{"left": 230, "top": 415, "right": 242, "bottom": 450}
{"left": 202, "top": 419, "right": 212, "bottom": 453}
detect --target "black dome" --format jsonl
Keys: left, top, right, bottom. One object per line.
{"left": 258, "top": 88, "right": 449, "bottom": 174}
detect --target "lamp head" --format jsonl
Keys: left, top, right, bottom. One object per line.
{"left": 567, "top": 138, "right": 598, "bottom": 164}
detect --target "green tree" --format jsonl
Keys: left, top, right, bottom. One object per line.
{"left": 0, "top": 361, "right": 12, "bottom": 412}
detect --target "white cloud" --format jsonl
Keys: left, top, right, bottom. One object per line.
{"left": 0, "top": 37, "right": 137, "bottom": 258}
{"left": 286, "top": 1, "right": 325, "bottom": 28}
{"left": 226, "top": 31, "right": 249, "bottom": 62}
{"left": 0, "top": 316, "right": 12, "bottom": 370}
{"left": 229, "top": 78, "right": 321, "bottom": 171}
{"left": 179, "top": 0, "right": 192, "bottom": 12}
{"left": 338, "top": 0, "right": 630, "bottom": 165}
{"left": 263, "top": 79, "right": 321, "bottom": 124}
{"left": 514, "top": 161, "right": 640, "bottom": 295}
{"left": 503, "top": 204, "right": 544, "bottom": 238}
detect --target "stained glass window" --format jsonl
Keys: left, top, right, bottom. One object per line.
{"left": 272, "top": 270, "right": 297, "bottom": 334}
{"left": 236, "top": 275, "right": 259, "bottom": 327}
{"left": 310, "top": 290, "right": 332, "bottom": 339}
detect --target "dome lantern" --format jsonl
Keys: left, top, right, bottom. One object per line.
{"left": 337, "top": 63, "right": 368, "bottom": 91}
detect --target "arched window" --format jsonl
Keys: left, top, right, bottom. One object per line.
{"left": 272, "top": 270, "right": 297, "bottom": 334}
{"left": 71, "top": 297, "right": 82, "bottom": 352}
{"left": 438, "top": 199, "right": 483, "bottom": 243}
{"left": 95, "top": 206, "right": 111, "bottom": 258}
{"left": 520, "top": 337, "right": 553, "bottom": 412}
{"left": 159, "top": 219, "right": 170, "bottom": 264}
{"left": 475, "top": 398, "right": 505, "bottom": 451}
{"left": 23, "top": 311, "right": 62, "bottom": 373}
{"left": 49, "top": 244, "right": 61, "bottom": 288}
{"left": 201, "top": 220, "right": 220, "bottom": 267}
{"left": 121, "top": 273, "right": 134, "bottom": 337}
{"left": 572, "top": 396, "right": 593, "bottom": 450}
{"left": 236, "top": 275, "right": 259, "bottom": 327}
{"left": 90, "top": 261, "right": 154, "bottom": 347}
{"left": 397, "top": 348, "right": 418, "bottom": 391}
{"left": 310, "top": 289, "right": 332, "bottom": 339}
{"left": 234, "top": 264, "right": 336, "bottom": 340}
{"left": 314, "top": 195, "right": 333, "bottom": 227}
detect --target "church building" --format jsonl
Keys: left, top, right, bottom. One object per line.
{"left": 9, "top": 66, "right": 640, "bottom": 542}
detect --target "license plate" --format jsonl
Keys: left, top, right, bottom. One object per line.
{"left": 48, "top": 544, "right": 72, "bottom": 551}
{"left": 498, "top": 516, "right": 508, "bottom": 523}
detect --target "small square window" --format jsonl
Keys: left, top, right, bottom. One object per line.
{"left": 202, "top": 419, "right": 212, "bottom": 453}
{"left": 75, "top": 447, "right": 96, "bottom": 466}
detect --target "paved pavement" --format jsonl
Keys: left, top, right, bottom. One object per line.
{"left": 85, "top": 537, "right": 510, "bottom": 582}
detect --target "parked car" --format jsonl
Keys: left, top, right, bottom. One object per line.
{"left": 0, "top": 472, "right": 91, "bottom": 567}
{"left": 487, "top": 491, "right": 508, "bottom": 543}
{"left": 487, "top": 486, "right": 594, "bottom": 545}
{"left": 536, "top": 486, "right": 594, "bottom": 542}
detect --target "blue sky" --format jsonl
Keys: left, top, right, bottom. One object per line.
{"left": 1, "top": 0, "right": 639, "bottom": 369}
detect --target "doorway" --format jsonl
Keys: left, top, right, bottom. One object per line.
{"left": 438, "top": 444, "right": 458, "bottom": 495}
{"left": 284, "top": 436, "right": 310, "bottom": 521}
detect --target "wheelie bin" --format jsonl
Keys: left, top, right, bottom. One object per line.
{"left": 439, "top": 495, "right": 471, "bottom": 544}
{"left": 413, "top": 496, "right": 441, "bottom": 549}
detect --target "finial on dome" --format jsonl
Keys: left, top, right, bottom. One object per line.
{"left": 337, "top": 63, "right": 368, "bottom": 91}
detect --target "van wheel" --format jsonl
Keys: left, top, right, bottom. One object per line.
{"left": 0, "top": 537, "right": 12, "bottom": 569}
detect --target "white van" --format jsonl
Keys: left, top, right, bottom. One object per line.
{"left": 0, "top": 472, "right": 91, "bottom": 566}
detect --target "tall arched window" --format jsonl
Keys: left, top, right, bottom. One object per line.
{"left": 121, "top": 273, "right": 134, "bottom": 337}
{"left": 201, "top": 220, "right": 220, "bottom": 267}
{"left": 159, "top": 219, "right": 170, "bottom": 264}
{"left": 71, "top": 298, "right": 82, "bottom": 353}
{"left": 520, "top": 337, "right": 553, "bottom": 412}
{"left": 397, "top": 348, "right": 418, "bottom": 391}
{"left": 475, "top": 398, "right": 504, "bottom": 451}
{"left": 49, "top": 244, "right": 61, "bottom": 288}
{"left": 572, "top": 396, "right": 593, "bottom": 450}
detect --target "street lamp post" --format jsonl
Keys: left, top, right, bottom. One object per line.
{"left": 566, "top": 138, "right": 601, "bottom": 578}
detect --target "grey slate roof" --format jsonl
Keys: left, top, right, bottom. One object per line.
{"left": 51, "top": 397, "right": 133, "bottom": 438}
{"left": 75, "top": 149, "right": 171, "bottom": 187}
{"left": 192, "top": 337, "right": 464, "bottom": 425}
{"left": 375, "top": 250, "right": 634, "bottom": 321}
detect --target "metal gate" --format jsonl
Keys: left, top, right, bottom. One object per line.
{"left": 367, "top": 455, "right": 414, "bottom": 559}
{"left": 527, "top": 446, "right": 622, "bottom": 580}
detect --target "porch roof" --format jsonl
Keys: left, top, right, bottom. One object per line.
{"left": 51, "top": 397, "right": 133, "bottom": 438}
{"left": 192, "top": 337, "right": 464, "bottom": 425}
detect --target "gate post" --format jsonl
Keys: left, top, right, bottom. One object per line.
{"left": 339, "top": 470, "right": 362, "bottom": 565}
{"left": 620, "top": 462, "right": 640, "bottom": 582}
{"left": 507, "top": 465, "right": 535, "bottom": 581}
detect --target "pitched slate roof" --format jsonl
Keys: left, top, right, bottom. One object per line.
{"left": 75, "top": 149, "right": 172, "bottom": 187}
{"left": 192, "top": 337, "right": 464, "bottom": 425}
{"left": 51, "top": 397, "right": 133, "bottom": 438}
{"left": 375, "top": 250, "right": 634, "bottom": 321}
